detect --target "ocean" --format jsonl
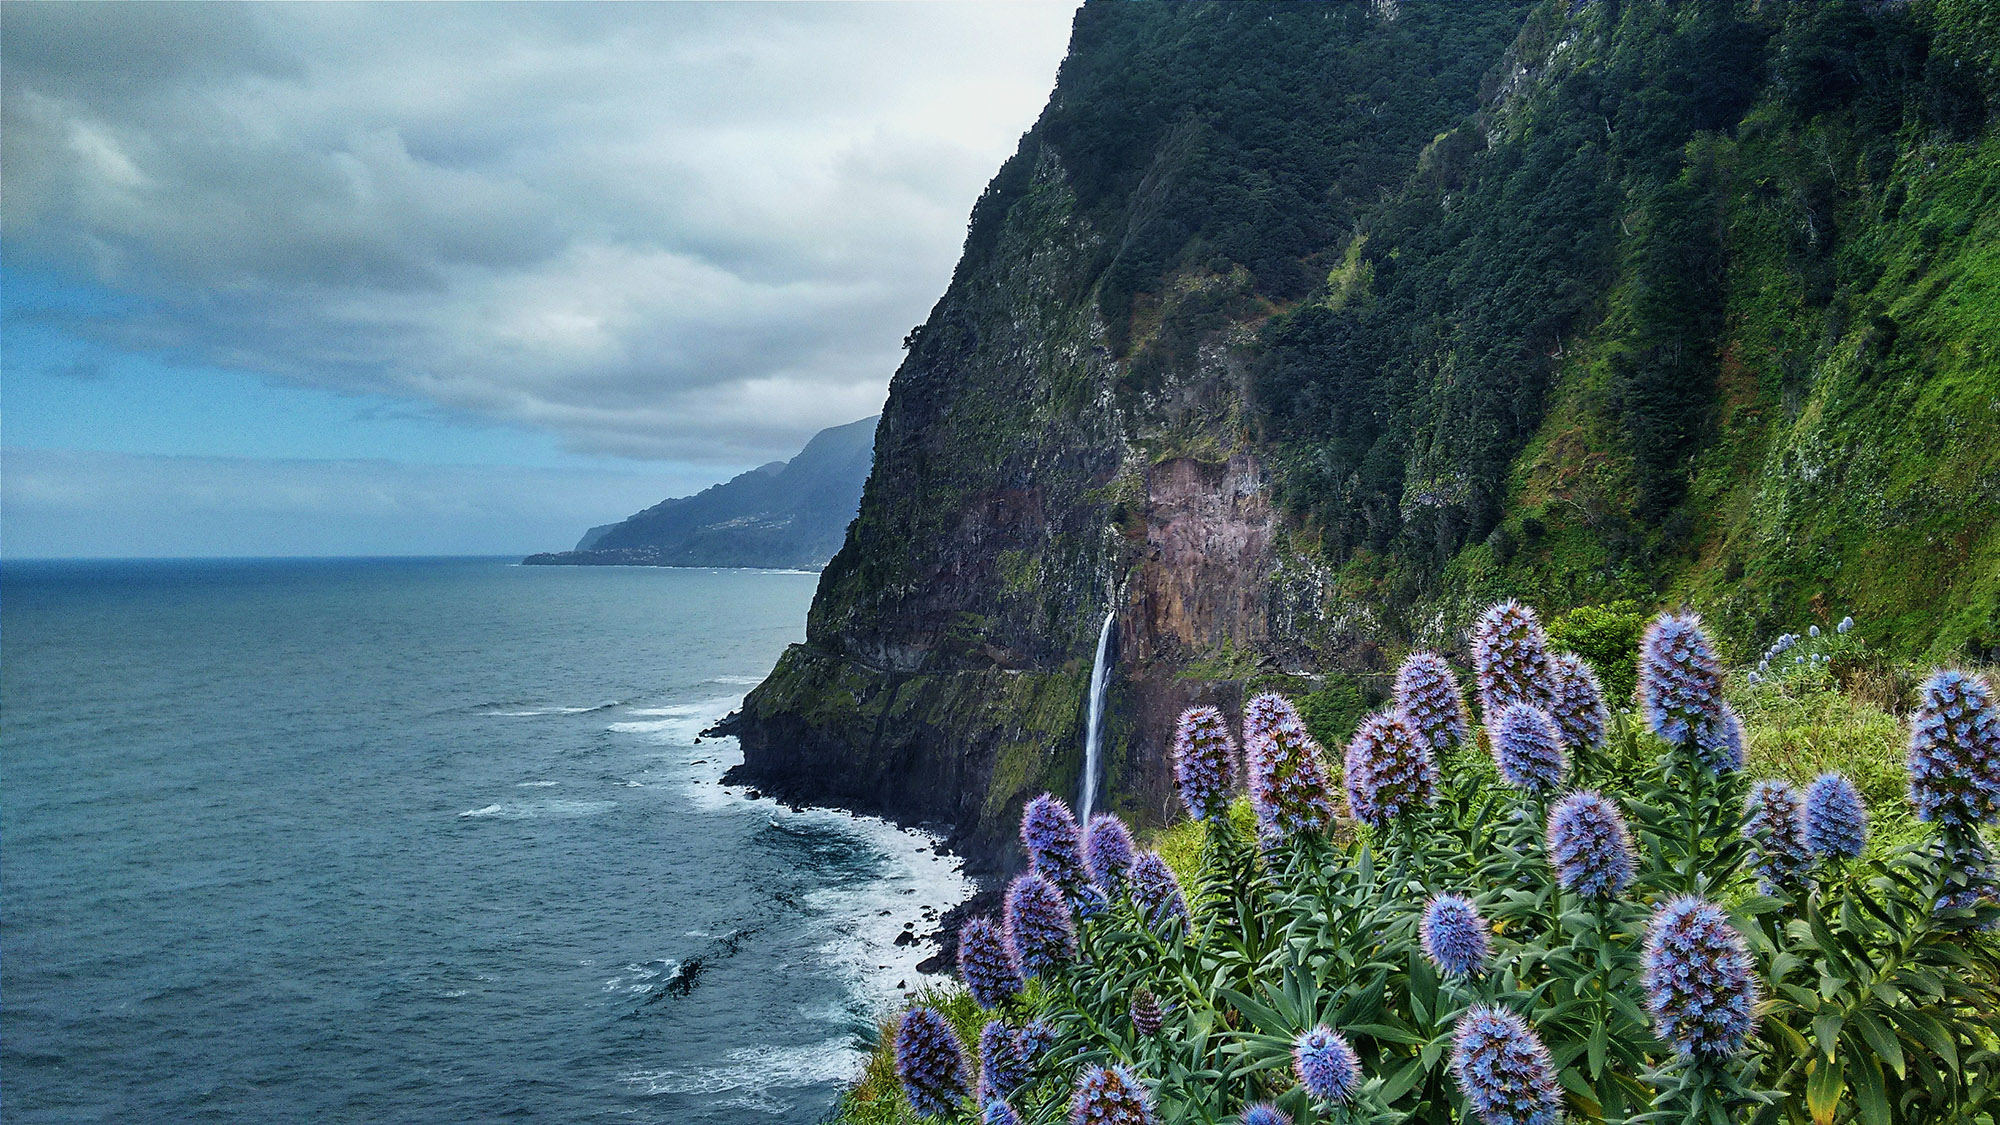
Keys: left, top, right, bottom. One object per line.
{"left": 0, "top": 557, "right": 970, "bottom": 1123}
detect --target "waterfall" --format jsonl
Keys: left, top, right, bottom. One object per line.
{"left": 1078, "top": 607, "right": 1116, "bottom": 824}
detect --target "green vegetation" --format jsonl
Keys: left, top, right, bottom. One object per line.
{"left": 832, "top": 639, "right": 2000, "bottom": 1124}
{"left": 1248, "top": 0, "right": 1999, "bottom": 661}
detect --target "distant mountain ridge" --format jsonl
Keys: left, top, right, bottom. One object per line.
{"left": 524, "top": 416, "right": 877, "bottom": 569}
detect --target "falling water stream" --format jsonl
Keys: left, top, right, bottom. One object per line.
{"left": 1078, "top": 607, "right": 1116, "bottom": 823}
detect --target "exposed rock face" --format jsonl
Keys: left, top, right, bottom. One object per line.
{"left": 732, "top": 0, "right": 2000, "bottom": 869}
{"left": 729, "top": 4, "right": 1501, "bottom": 869}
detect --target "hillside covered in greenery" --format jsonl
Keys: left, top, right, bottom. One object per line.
{"left": 733, "top": 0, "right": 2000, "bottom": 877}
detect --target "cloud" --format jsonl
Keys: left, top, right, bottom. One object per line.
{"left": 1, "top": 447, "right": 716, "bottom": 558}
{"left": 0, "top": 2, "right": 1075, "bottom": 463}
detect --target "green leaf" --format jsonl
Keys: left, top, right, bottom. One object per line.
{"left": 1849, "top": 1050, "right": 1891, "bottom": 1125}
{"left": 1807, "top": 1057, "right": 1845, "bottom": 1125}
{"left": 1376, "top": 1057, "right": 1426, "bottom": 1103}
{"left": 1812, "top": 1008, "right": 1844, "bottom": 1062}
{"left": 1850, "top": 1009, "right": 1904, "bottom": 1078}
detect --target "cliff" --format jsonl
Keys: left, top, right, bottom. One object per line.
{"left": 524, "top": 415, "right": 877, "bottom": 570}
{"left": 730, "top": 0, "right": 2000, "bottom": 869}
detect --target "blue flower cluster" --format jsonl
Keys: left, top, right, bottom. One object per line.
{"left": 1085, "top": 813, "right": 1136, "bottom": 895}
{"left": 1004, "top": 871, "right": 1076, "bottom": 977}
{"left": 982, "top": 1098, "right": 1022, "bottom": 1125}
{"left": 1546, "top": 791, "right": 1637, "bottom": 900}
{"left": 1129, "top": 850, "right": 1188, "bottom": 928}
{"left": 978, "top": 1019, "right": 1030, "bottom": 1103}
{"left": 1907, "top": 669, "right": 2000, "bottom": 828}
{"left": 1240, "top": 1105, "right": 1290, "bottom": 1125}
{"left": 1243, "top": 693, "right": 1337, "bottom": 840}
{"left": 1642, "top": 896, "right": 1757, "bottom": 1059}
{"left": 1637, "top": 613, "right": 1724, "bottom": 749}
{"left": 1743, "top": 779, "right": 1812, "bottom": 892}
{"left": 1342, "top": 709, "right": 1437, "bottom": 830}
{"left": 1070, "top": 1063, "right": 1154, "bottom": 1125}
{"left": 1692, "top": 702, "right": 1746, "bottom": 774}
{"left": 1804, "top": 772, "right": 1868, "bottom": 859}
{"left": 1021, "top": 794, "right": 1091, "bottom": 899}
{"left": 958, "top": 915, "right": 1024, "bottom": 1009}
{"left": 896, "top": 1006, "right": 970, "bottom": 1118}
{"left": 1421, "top": 893, "right": 1490, "bottom": 977}
{"left": 1171, "top": 705, "right": 1238, "bottom": 823}
{"left": 1548, "top": 652, "right": 1609, "bottom": 751}
{"left": 1394, "top": 651, "right": 1470, "bottom": 756}
{"left": 1449, "top": 1005, "right": 1563, "bottom": 1125}
{"left": 1293, "top": 1025, "right": 1361, "bottom": 1104}
{"left": 1489, "top": 704, "right": 1567, "bottom": 795}
{"left": 1470, "top": 600, "right": 1555, "bottom": 720}
{"left": 1019, "top": 1017, "right": 1056, "bottom": 1061}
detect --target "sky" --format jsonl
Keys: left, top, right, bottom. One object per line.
{"left": 0, "top": 1, "right": 1078, "bottom": 558}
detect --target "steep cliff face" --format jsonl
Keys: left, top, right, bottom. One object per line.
{"left": 732, "top": 0, "right": 2000, "bottom": 868}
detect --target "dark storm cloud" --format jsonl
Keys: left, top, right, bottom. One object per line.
{"left": 1, "top": 2, "right": 1075, "bottom": 462}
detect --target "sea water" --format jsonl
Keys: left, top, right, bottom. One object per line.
{"left": 1, "top": 557, "right": 970, "bottom": 1122}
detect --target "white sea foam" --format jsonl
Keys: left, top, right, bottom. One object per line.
{"left": 797, "top": 811, "right": 973, "bottom": 1009}
{"left": 619, "top": 1036, "right": 862, "bottom": 1098}
{"left": 606, "top": 694, "right": 738, "bottom": 746}
{"left": 515, "top": 780, "right": 560, "bottom": 788}
{"left": 711, "top": 675, "right": 764, "bottom": 686}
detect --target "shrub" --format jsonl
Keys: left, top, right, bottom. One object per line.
{"left": 896, "top": 599, "right": 2000, "bottom": 1125}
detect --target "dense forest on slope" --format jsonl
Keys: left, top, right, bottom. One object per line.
{"left": 735, "top": 0, "right": 2000, "bottom": 867}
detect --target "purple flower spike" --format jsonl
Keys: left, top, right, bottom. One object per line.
{"left": 1421, "top": 893, "right": 1491, "bottom": 976}
{"left": 1642, "top": 897, "right": 1759, "bottom": 1059}
{"left": 1018, "top": 1017, "right": 1056, "bottom": 1060}
{"left": 1172, "top": 705, "right": 1239, "bottom": 823}
{"left": 1293, "top": 1025, "right": 1362, "bottom": 1104}
{"left": 1693, "top": 702, "right": 1747, "bottom": 774}
{"left": 1743, "top": 779, "right": 1812, "bottom": 892}
{"left": 1470, "top": 600, "right": 1556, "bottom": 720}
{"left": 1546, "top": 791, "right": 1636, "bottom": 900}
{"left": 1021, "top": 794, "right": 1090, "bottom": 898}
{"left": 1548, "top": 652, "right": 1610, "bottom": 752}
{"left": 1070, "top": 1064, "right": 1154, "bottom": 1125}
{"left": 896, "top": 1006, "right": 971, "bottom": 1118}
{"left": 958, "top": 915, "right": 1024, "bottom": 1009}
{"left": 983, "top": 1098, "right": 1023, "bottom": 1125}
{"left": 1449, "top": 1005, "right": 1563, "bottom": 1125}
{"left": 1243, "top": 693, "right": 1337, "bottom": 840}
{"left": 1907, "top": 669, "right": 2000, "bottom": 827}
{"left": 978, "top": 1020, "right": 1029, "bottom": 1102}
{"left": 1395, "top": 651, "right": 1470, "bottom": 756}
{"left": 1242, "top": 692, "right": 1295, "bottom": 745}
{"left": 1343, "top": 709, "right": 1437, "bottom": 830}
{"left": 1085, "top": 813, "right": 1137, "bottom": 895}
{"left": 1129, "top": 850, "right": 1188, "bottom": 928}
{"left": 1805, "top": 772, "right": 1868, "bottom": 859}
{"left": 1241, "top": 1105, "right": 1292, "bottom": 1125}
{"left": 1638, "top": 613, "right": 1725, "bottom": 748}
{"left": 1489, "top": 704, "right": 1567, "bottom": 795}
{"left": 1004, "top": 871, "right": 1076, "bottom": 977}
{"left": 1129, "top": 989, "right": 1165, "bottom": 1036}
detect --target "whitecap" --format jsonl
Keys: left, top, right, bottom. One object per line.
{"left": 515, "top": 780, "right": 560, "bottom": 788}
{"left": 619, "top": 1036, "right": 862, "bottom": 1098}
